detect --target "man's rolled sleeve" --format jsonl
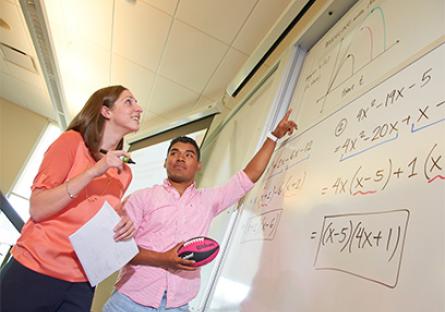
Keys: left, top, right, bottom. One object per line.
{"left": 211, "top": 170, "right": 255, "bottom": 215}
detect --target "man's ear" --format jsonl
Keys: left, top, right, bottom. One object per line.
{"left": 164, "top": 159, "right": 167, "bottom": 168}
{"left": 197, "top": 162, "right": 202, "bottom": 172}
{"left": 101, "top": 105, "right": 112, "bottom": 119}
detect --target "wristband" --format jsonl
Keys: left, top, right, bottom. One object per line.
{"left": 66, "top": 180, "right": 78, "bottom": 199}
{"left": 267, "top": 132, "right": 279, "bottom": 142}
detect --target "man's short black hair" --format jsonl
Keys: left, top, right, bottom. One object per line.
{"left": 167, "top": 136, "right": 201, "bottom": 161}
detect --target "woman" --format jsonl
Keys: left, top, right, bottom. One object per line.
{"left": 0, "top": 85, "right": 143, "bottom": 311}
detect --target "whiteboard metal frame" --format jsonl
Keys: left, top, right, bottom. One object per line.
{"left": 199, "top": 43, "right": 307, "bottom": 312}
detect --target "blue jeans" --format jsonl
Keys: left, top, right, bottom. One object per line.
{"left": 103, "top": 290, "right": 189, "bottom": 312}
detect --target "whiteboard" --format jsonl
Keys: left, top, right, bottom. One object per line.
{"left": 206, "top": 0, "right": 445, "bottom": 311}
{"left": 190, "top": 66, "right": 284, "bottom": 311}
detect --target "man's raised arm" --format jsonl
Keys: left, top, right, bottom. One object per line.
{"left": 243, "top": 109, "right": 297, "bottom": 183}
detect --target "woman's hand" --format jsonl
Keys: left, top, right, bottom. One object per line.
{"left": 90, "top": 150, "right": 131, "bottom": 177}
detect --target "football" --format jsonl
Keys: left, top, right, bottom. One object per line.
{"left": 177, "top": 236, "right": 220, "bottom": 267}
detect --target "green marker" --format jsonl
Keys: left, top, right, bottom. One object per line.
{"left": 121, "top": 156, "right": 136, "bottom": 164}
{"left": 99, "top": 149, "right": 136, "bottom": 164}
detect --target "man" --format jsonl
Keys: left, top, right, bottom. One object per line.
{"left": 103, "top": 110, "right": 297, "bottom": 311}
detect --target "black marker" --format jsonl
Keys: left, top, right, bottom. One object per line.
{"left": 99, "top": 149, "right": 136, "bottom": 164}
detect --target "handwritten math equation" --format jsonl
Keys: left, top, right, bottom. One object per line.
{"left": 258, "top": 172, "right": 306, "bottom": 208}
{"left": 355, "top": 67, "right": 434, "bottom": 122}
{"left": 266, "top": 140, "right": 313, "bottom": 179}
{"left": 321, "top": 142, "right": 443, "bottom": 196}
{"left": 333, "top": 66, "right": 444, "bottom": 162}
{"left": 241, "top": 209, "right": 282, "bottom": 243}
{"left": 312, "top": 209, "right": 409, "bottom": 287}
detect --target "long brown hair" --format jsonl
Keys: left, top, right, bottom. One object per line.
{"left": 67, "top": 85, "right": 127, "bottom": 159}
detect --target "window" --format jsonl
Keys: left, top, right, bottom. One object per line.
{"left": 1, "top": 123, "right": 61, "bottom": 265}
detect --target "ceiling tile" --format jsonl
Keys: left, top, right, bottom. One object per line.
{"left": 4, "top": 0, "right": 296, "bottom": 132}
{"left": 194, "top": 96, "right": 214, "bottom": 109}
{"left": 192, "top": 96, "right": 218, "bottom": 113}
{"left": 63, "top": 78, "right": 102, "bottom": 119}
{"left": 0, "top": 0, "right": 32, "bottom": 53}
{"left": 142, "top": 0, "right": 178, "bottom": 15}
{"left": 57, "top": 40, "right": 110, "bottom": 116}
{"left": 110, "top": 53, "right": 156, "bottom": 113}
{"left": 159, "top": 20, "right": 228, "bottom": 93}
{"left": 3, "top": 58, "right": 41, "bottom": 88}
{"left": 176, "top": 0, "right": 257, "bottom": 44}
{"left": 59, "top": 0, "right": 113, "bottom": 50}
{"left": 202, "top": 48, "right": 248, "bottom": 101}
{"left": 43, "top": 0, "right": 69, "bottom": 45}
{"left": 58, "top": 40, "right": 110, "bottom": 87}
{"left": 0, "top": 72, "right": 54, "bottom": 120}
{"left": 0, "top": 52, "right": 9, "bottom": 73}
{"left": 113, "top": 0, "right": 171, "bottom": 71}
{"left": 148, "top": 75, "right": 199, "bottom": 116}
{"left": 1, "top": 44, "right": 37, "bottom": 73}
{"left": 233, "top": 0, "right": 292, "bottom": 55}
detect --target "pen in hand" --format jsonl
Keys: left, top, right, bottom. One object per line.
{"left": 121, "top": 156, "right": 136, "bottom": 164}
{"left": 99, "top": 149, "right": 136, "bottom": 164}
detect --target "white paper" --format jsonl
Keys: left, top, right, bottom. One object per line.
{"left": 69, "top": 201, "right": 138, "bottom": 286}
